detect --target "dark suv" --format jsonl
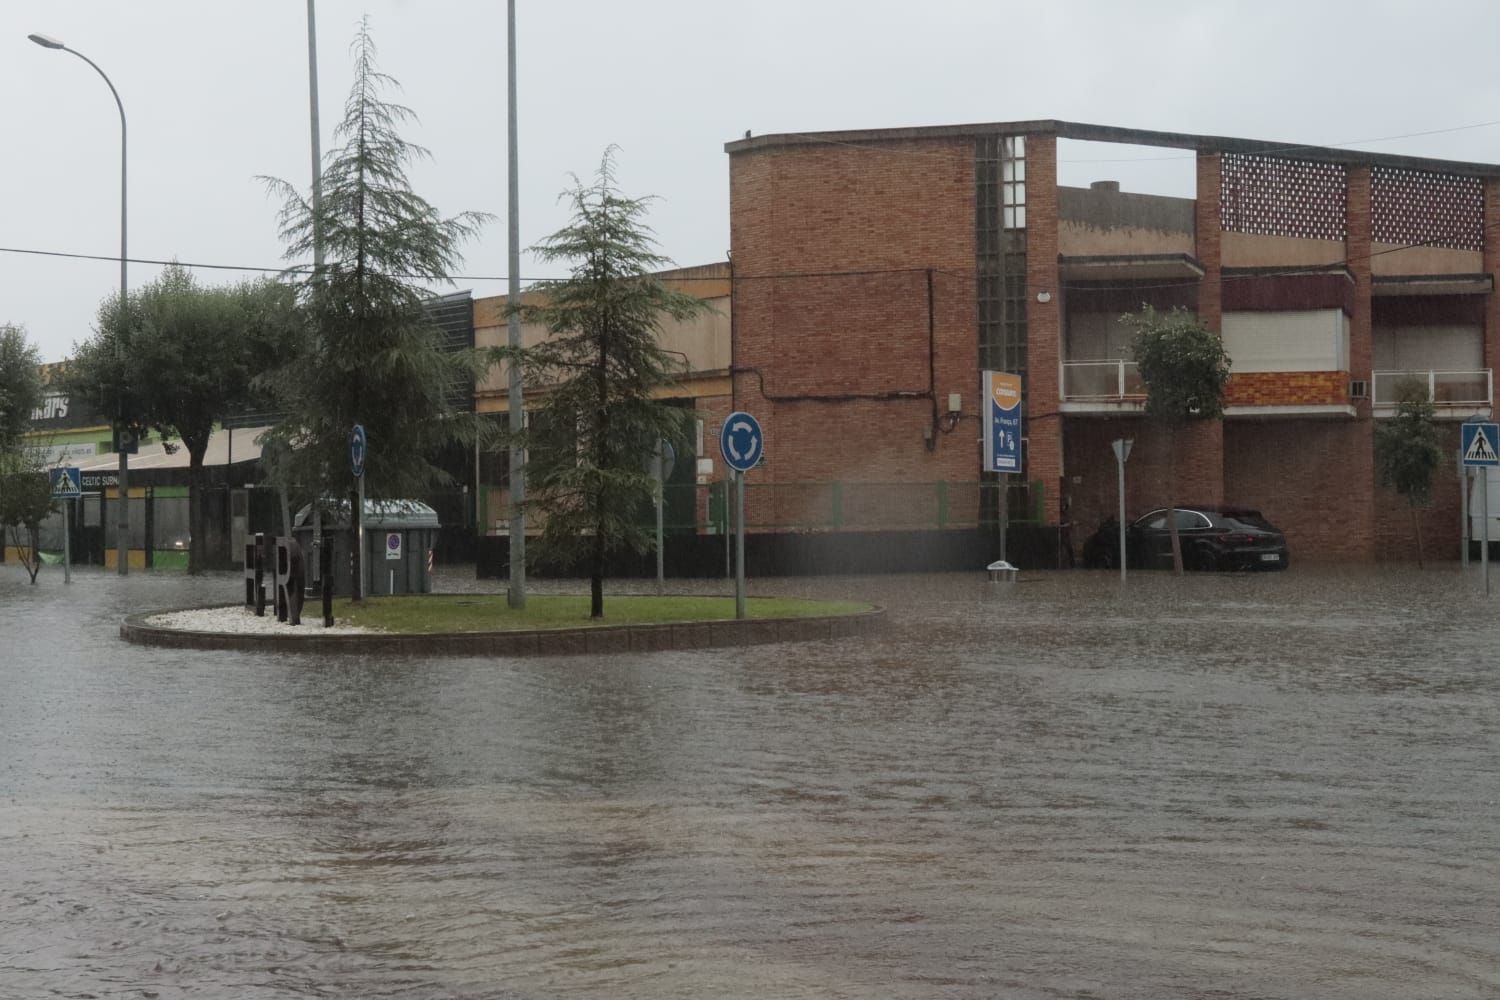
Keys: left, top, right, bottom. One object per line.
{"left": 1083, "top": 506, "right": 1290, "bottom": 571}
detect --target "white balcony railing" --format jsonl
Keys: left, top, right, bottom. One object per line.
{"left": 1372, "top": 369, "right": 1492, "bottom": 408}
{"left": 1062, "top": 360, "right": 1145, "bottom": 401}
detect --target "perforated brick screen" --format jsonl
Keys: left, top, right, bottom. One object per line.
{"left": 1220, "top": 152, "right": 1346, "bottom": 241}
{"left": 1371, "top": 166, "right": 1483, "bottom": 251}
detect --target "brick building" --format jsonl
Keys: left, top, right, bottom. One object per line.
{"left": 724, "top": 120, "right": 1500, "bottom": 565}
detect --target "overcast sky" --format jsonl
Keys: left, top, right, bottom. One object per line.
{"left": 6, "top": 0, "right": 1500, "bottom": 362}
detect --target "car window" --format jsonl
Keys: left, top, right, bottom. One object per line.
{"left": 1135, "top": 510, "right": 1167, "bottom": 530}
{"left": 1174, "top": 510, "right": 1211, "bottom": 530}
{"left": 1225, "top": 514, "right": 1276, "bottom": 531}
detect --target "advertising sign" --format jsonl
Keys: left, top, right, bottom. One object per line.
{"left": 982, "top": 371, "right": 1022, "bottom": 473}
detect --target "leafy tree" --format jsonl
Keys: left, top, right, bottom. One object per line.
{"left": 66, "top": 265, "right": 298, "bottom": 573}
{"left": 259, "top": 19, "right": 488, "bottom": 535}
{"left": 1374, "top": 378, "right": 1441, "bottom": 568}
{"left": 499, "top": 151, "right": 705, "bottom": 618}
{"left": 1125, "top": 304, "right": 1232, "bottom": 573}
{"left": 0, "top": 449, "right": 55, "bottom": 584}
{"left": 0, "top": 324, "right": 44, "bottom": 454}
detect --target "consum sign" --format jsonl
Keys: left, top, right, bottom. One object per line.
{"left": 982, "top": 370, "right": 1022, "bottom": 473}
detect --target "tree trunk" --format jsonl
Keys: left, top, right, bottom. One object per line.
{"left": 591, "top": 527, "right": 605, "bottom": 619}
{"left": 187, "top": 446, "right": 208, "bottom": 575}
{"left": 1411, "top": 500, "right": 1425, "bottom": 569}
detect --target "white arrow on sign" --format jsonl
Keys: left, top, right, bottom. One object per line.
{"left": 727, "top": 420, "right": 760, "bottom": 463}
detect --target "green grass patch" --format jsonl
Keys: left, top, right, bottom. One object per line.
{"left": 337, "top": 594, "right": 873, "bottom": 634}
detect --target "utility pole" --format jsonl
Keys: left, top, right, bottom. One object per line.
{"left": 506, "top": 0, "right": 526, "bottom": 608}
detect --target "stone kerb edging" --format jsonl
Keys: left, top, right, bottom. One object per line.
{"left": 121, "top": 604, "right": 885, "bottom": 656}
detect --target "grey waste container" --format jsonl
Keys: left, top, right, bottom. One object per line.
{"left": 294, "top": 499, "right": 440, "bottom": 597}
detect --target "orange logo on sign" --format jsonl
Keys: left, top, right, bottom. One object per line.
{"left": 989, "top": 372, "right": 1020, "bottom": 407}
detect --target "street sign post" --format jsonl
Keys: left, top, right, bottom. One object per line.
{"left": 350, "top": 424, "right": 367, "bottom": 601}
{"left": 1461, "top": 421, "right": 1498, "bottom": 595}
{"left": 652, "top": 439, "right": 676, "bottom": 595}
{"left": 720, "top": 412, "right": 763, "bottom": 620}
{"left": 982, "top": 372, "right": 1022, "bottom": 563}
{"left": 1111, "top": 439, "right": 1133, "bottom": 585}
{"left": 49, "top": 466, "right": 82, "bottom": 585}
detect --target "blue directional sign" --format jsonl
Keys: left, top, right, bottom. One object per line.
{"left": 349, "top": 423, "right": 367, "bottom": 478}
{"left": 49, "top": 466, "right": 82, "bottom": 498}
{"left": 1462, "top": 421, "right": 1500, "bottom": 468}
{"left": 719, "top": 411, "right": 763, "bottom": 473}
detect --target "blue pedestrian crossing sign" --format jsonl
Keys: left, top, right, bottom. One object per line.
{"left": 1461, "top": 422, "right": 1500, "bottom": 467}
{"left": 49, "top": 466, "right": 82, "bottom": 498}
{"left": 719, "top": 411, "right": 764, "bottom": 473}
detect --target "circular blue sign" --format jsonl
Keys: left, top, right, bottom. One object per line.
{"left": 719, "top": 411, "right": 763, "bottom": 473}
{"left": 349, "top": 423, "right": 367, "bottom": 478}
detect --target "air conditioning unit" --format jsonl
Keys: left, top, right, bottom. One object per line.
{"left": 1348, "top": 379, "right": 1370, "bottom": 400}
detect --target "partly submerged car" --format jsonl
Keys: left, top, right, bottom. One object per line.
{"left": 1082, "top": 506, "right": 1290, "bottom": 571}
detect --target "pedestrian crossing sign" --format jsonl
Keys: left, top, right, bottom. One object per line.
{"left": 1461, "top": 422, "right": 1500, "bottom": 467}
{"left": 49, "top": 466, "right": 82, "bottom": 498}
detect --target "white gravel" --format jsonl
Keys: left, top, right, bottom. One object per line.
{"left": 145, "top": 605, "right": 378, "bottom": 635}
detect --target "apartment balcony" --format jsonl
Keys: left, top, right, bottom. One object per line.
{"left": 1372, "top": 369, "right": 1492, "bottom": 420}
{"left": 1060, "top": 360, "right": 1145, "bottom": 414}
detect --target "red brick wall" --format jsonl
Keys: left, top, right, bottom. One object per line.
{"left": 1196, "top": 152, "right": 1222, "bottom": 332}
{"left": 1224, "top": 420, "right": 1374, "bottom": 561}
{"left": 1373, "top": 423, "right": 1464, "bottom": 562}
{"left": 1485, "top": 178, "right": 1500, "bottom": 372}
{"left": 1225, "top": 371, "right": 1348, "bottom": 406}
{"left": 1024, "top": 135, "right": 1064, "bottom": 525}
{"left": 1063, "top": 417, "right": 1224, "bottom": 544}
{"left": 729, "top": 138, "right": 981, "bottom": 532}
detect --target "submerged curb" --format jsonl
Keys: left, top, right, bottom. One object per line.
{"left": 121, "top": 602, "right": 885, "bottom": 657}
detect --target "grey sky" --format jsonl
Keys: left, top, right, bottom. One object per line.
{"left": 6, "top": 0, "right": 1500, "bottom": 362}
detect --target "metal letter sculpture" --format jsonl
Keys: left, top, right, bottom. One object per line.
{"left": 273, "top": 537, "right": 306, "bottom": 626}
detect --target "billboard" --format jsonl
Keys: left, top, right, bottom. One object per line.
{"left": 982, "top": 370, "right": 1022, "bottom": 473}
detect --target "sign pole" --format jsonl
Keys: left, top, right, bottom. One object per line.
{"left": 718, "top": 411, "right": 763, "bottom": 619}
{"left": 1462, "top": 459, "right": 1470, "bottom": 569}
{"left": 735, "top": 470, "right": 746, "bottom": 620}
{"left": 63, "top": 497, "right": 72, "bottom": 585}
{"left": 1117, "top": 446, "right": 1127, "bottom": 584}
{"left": 654, "top": 444, "right": 665, "bottom": 596}
{"left": 1484, "top": 471, "right": 1490, "bottom": 597}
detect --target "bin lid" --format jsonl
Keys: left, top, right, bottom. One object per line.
{"left": 295, "top": 498, "right": 441, "bottom": 530}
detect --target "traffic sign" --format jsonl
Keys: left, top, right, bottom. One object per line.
{"left": 349, "top": 423, "right": 367, "bottom": 478}
{"left": 49, "top": 466, "right": 82, "bottom": 498}
{"left": 719, "top": 411, "right": 763, "bottom": 473}
{"left": 385, "top": 531, "right": 402, "bottom": 561}
{"left": 983, "top": 371, "right": 1022, "bottom": 473}
{"left": 1462, "top": 422, "right": 1499, "bottom": 467}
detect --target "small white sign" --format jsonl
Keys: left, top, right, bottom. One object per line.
{"left": 385, "top": 532, "right": 402, "bottom": 561}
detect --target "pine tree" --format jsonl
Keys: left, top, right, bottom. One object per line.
{"left": 259, "top": 19, "right": 488, "bottom": 532}
{"left": 500, "top": 151, "right": 706, "bottom": 618}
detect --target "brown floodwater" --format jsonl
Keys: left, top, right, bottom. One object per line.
{"left": 3, "top": 563, "right": 1500, "bottom": 998}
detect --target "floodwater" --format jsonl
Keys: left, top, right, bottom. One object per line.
{"left": 3, "top": 563, "right": 1500, "bottom": 999}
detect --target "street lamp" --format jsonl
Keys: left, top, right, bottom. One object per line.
{"left": 29, "top": 32, "right": 131, "bottom": 576}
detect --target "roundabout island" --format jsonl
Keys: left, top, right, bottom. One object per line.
{"left": 122, "top": 593, "right": 884, "bottom": 656}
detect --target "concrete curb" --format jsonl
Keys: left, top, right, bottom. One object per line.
{"left": 120, "top": 601, "right": 885, "bottom": 657}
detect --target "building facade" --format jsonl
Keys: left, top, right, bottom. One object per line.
{"left": 725, "top": 120, "right": 1500, "bottom": 564}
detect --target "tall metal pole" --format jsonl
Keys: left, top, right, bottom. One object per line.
{"left": 506, "top": 0, "right": 527, "bottom": 609}
{"left": 1461, "top": 460, "right": 1470, "bottom": 569}
{"left": 32, "top": 41, "right": 129, "bottom": 575}
{"left": 306, "top": 0, "right": 323, "bottom": 272}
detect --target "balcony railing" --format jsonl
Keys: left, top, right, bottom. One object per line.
{"left": 1062, "top": 360, "right": 1145, "bottom": 401}
{"left": 1372, "top": 369, "right": 1492, "bottom": 408}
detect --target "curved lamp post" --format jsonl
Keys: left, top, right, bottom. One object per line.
{"left": 29, "top": 32, "right": 130, "bottom": 576}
